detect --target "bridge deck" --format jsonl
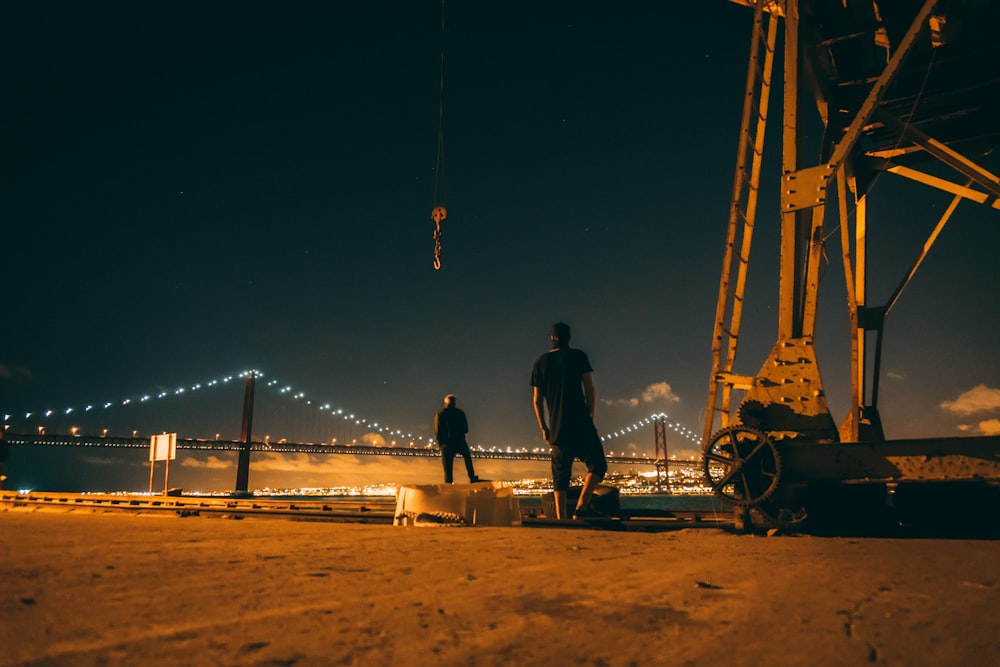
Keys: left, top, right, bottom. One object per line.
{"left": 3, "top": 434, "right": 700, "bottom": 466}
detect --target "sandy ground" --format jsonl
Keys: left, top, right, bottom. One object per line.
{"left": 2, "top": 508, "right": 999, "bottom": 667}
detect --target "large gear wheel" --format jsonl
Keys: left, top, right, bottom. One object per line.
{"left": 703, "top": 426, "right": 782, "bottom": 506}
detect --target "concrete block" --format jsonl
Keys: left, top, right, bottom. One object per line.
{"left": 394, "top": 481, "right": 522, "bottom": 527}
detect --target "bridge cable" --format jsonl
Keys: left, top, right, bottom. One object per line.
{"left": 431, "top": 0, "right": 447, "bottom": 270}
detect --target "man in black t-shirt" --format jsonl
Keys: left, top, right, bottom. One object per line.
{"left": 531, "top": 322, "right": 608, "bottom": 520}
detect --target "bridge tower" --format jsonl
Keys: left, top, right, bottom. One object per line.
{"left": 234, "top": 371, "right": 257, "bottom": 495}
{"left": 654, "top": 418, "right": 669, "bottom": 493}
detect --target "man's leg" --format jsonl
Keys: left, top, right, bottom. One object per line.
{"left": 442, "top": 449, "right": 455, "bottom": 484}
{"left": 574, "top": 434, "right": 608, "bottom": 514}
{"left": 551, "top": 447, "right": 571, "bottom": 520}
{"left": 575, "top": 472, "right": 603, "bottom": 514}
{"left": 553, "top": 490, "right": 568, "bottom": 520}
{"left": 460, "top": 447, "right": 478, "bottom": 482}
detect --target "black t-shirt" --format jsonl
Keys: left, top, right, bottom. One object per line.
{"left": 434, "top": 406, "right": 469, "bottom": 446}
{"left": 530, "top": 347, "right": 595, "bottom": 446}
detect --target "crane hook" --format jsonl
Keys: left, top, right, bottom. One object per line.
{"left": 432, "top": 206, "right": 447, "bottom": 270}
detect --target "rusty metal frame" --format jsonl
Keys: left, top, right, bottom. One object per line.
{"left": 710, "top": 0, "right": 1000, "bottom": 491}
{"left": 705, "top": 0, "right": 779, "bottom": 443}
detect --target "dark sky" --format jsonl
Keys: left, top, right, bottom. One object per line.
{"left": 3, "top": 2, "right": 999, "bottom": 491}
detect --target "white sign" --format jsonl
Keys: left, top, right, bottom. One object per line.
{"left": 149, "top": 433, "right": 177, "bottom": 462}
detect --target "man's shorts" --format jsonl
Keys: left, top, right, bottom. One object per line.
{"left": 550, "top": 427, "right": 608, "bottom": 491}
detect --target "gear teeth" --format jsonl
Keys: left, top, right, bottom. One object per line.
{"left": 703, "top": 426, "right": 782, "bottom": 507}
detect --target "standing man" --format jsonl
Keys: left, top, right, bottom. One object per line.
{"left": 434, "top": 394, "right": 480, "bottom": 484}
{"left": 531, "top": 322, "right": 609, "bottom": 520}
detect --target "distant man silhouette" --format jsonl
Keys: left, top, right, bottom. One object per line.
{"left": 434, "top": 394, "right": 479, "bottom": 484}
{"left": 531, "top": 322, "right": 608, "bottom": 520}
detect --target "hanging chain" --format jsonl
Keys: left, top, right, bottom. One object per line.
{"left": 432, "top": 206, "right": 446, "bottom": 270}
{"left": 431, "top": 0, "right": 447, "bottom": 270}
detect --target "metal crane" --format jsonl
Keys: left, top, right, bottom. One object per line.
{"left": 704, "top": 0, "right": 1000, "bottom": 531}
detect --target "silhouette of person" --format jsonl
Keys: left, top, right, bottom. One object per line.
{"left": 434, "top": 394, "right": 479, "bottom": 484}
{"left": 531, "top": 322, "right": 608, "bottom": 520}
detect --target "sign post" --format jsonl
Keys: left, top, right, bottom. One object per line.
{"left": 149, "top": 433, "right": 177, "bottom": 494}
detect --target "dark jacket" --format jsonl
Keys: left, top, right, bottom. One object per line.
{"left": 434, "top": 405, "right": 469, "bottom": 447}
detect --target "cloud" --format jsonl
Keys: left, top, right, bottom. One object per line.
{"left": 601, "top": 382, "right": 680, "bottom": 408}
{"left": 250, "top": 452, "right": 361, "bottom": 473}
{"left": 940, "top": 384, "right": 1000, "bottom": 416}
{"left": 956, "top": 419, "right": 1000, "bottom": 436}
{"left": 641, "top": 382, "right": 680, "bottom": 404}
{"left": 180, "top": 455, "right": 232, "bottom": 470}
{"left": 886, "top": 369, "right": 905, "bottom": 380}
{"left": 979, "top": 419, "right": 1000, "bottom": 436}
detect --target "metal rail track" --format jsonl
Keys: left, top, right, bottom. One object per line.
{"left": 0, "top": 491, "right": 729, "bottom": 531}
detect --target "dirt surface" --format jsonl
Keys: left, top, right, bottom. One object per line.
{"left": 2, "top": 507, "right": 999, "bottom": 666}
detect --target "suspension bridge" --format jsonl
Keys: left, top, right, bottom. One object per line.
{"left": 2, "top": 368, "right": 700, "bottom": 450}
{"left": 1, "top": 368, "right": 703, "bottom": 493}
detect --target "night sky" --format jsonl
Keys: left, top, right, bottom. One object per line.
{"left": 4, "top": 2, "right": 999, "bottom": 492}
